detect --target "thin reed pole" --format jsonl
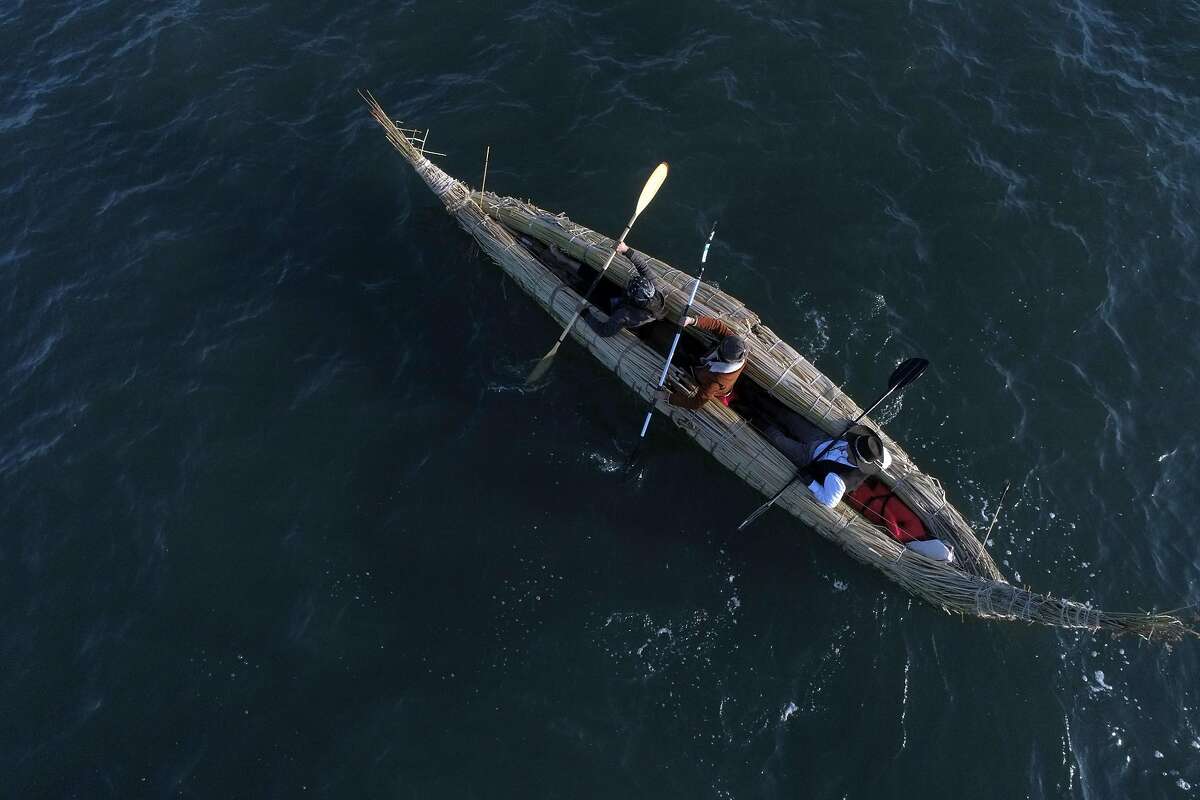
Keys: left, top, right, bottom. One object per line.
{"left": 480, "top": 145, "right": 491, "bottom": 200}
{"left": 981, "top": 481, "right": 1011, "bottom": 551}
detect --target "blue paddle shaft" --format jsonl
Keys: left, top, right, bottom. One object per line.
{"left": 638, "top": 224, "right": 718, "bottom": 438}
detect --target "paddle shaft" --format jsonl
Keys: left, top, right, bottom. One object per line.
{"left": 736, "top": 381, "right": 903, "bottom": 531}
{"left": 528, "top": 162, "right": 668, "bottom": 385}
{"left": 637, "top": 225, "right": 716, "bottom": 438}
{"left": 547, "top": 219, "right": 635, "bottom": 355}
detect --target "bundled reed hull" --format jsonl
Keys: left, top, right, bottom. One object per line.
{"left": 363, "top": 92, "right": 1194, "bottom": 641}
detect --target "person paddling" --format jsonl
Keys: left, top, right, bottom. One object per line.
{"left": 655, "top": 318, "right": 748, "bottom": 409}
{"left": 580, "top": 242, "right": 668, "bottom": 337}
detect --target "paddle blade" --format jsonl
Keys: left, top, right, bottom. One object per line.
{"left": 736, "top": 501, "right": 771, "bottom": 531}
{"left": 526, "top": 344, "right": 560, "bottom": 385}
{"left": 620, "top": 438, "right": 645, "bottom": 481}
{"left": 633, "top": 162, "right": 669, "bottom": 222}
{"left": 701, "top": 221, "right": 717, "bottom": 262}
{"left": 887, "top": 357, "right": 929, "bottom": 393}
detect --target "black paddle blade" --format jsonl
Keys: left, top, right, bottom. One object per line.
{"left": 620, "top": 440, "right": 644, "bottom": 480}
{"left": 887, "top": 357, "right": 929, "bottom": 392}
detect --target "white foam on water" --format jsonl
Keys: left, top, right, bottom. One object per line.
{"left": 586, "top": 451, "right": 621, "bottom": 473}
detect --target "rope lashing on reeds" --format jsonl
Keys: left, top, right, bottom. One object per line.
{"left": 768, "top": 353, "right": 806, "bottom": 392}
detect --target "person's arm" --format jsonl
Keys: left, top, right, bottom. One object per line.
{"left": 807, "top": 473, "right": 847, "bottom": 508}
{"left": 626, "top": 250, "right": 657, "bottom": 283}
{"left": 668, "top": 377, "right": 726, "bottom": 410}
{"left": 690, "top": 315, "right": 736, "bottom": 338}
{"left": 617, "top": 242, "right": 657, "bottom": 284}
{"left": 581, "top": 305, "right": 633, "bottom": 338}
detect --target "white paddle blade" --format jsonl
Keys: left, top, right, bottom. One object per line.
{"left": 633, "top": 162, "right": 669, "bottom": 222}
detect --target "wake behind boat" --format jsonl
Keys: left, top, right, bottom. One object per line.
{"left": 362, "top": 91, "right": 1195, "bottom": 642}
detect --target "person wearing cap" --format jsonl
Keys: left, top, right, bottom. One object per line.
{"left": 580, "top": 242, "right": 668, "bottom": 337}
{"left": 654, "top": 317, "right": 749, "bottom": 410}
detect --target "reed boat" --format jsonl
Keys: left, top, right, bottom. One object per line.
{"left": 362, "top": 91, "right": 1195, "bottom": 641}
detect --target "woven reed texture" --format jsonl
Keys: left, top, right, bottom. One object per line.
{"left": 363, "top": 91, "right": 1195, "bottom": 641}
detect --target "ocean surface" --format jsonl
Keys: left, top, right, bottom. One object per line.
{"left": 3, "top": 1, "right": 1199, "bottom": 797}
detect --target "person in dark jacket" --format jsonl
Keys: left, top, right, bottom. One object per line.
{"left": 654, "top": 316, "right": 749, "bottom": 410}
{"left": 580, "top": 242, "right": 669, "bottom": 337}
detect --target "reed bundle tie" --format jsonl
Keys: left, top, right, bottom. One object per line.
{"left": 974, "top": 584, "right": 995, "bottom": 616}
{"left": 445, "top": 190, "right": 473, "bottom": 214}
{"left": 767, "top": 353, "right": 805, "bottom": 392}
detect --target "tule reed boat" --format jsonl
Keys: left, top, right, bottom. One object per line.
{"left": 362, "top": 91, "right": 1195, "bottom": 642}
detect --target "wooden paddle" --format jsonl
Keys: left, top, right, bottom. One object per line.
{"left": 736, "top": 357, "right": 930, "bottom": 531}
{"left": 525, "top": 162, "right": 669, "bottom": 385}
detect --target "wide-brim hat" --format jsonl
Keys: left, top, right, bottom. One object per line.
{"left": 848, "top": 425, "right": 892, "bottom": 472}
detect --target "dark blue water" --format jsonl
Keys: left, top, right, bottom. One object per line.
{"left": 3, "top": 1, "right": 1199, "bottom": 797}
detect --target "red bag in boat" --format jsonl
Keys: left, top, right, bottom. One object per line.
{"left": 846, "top": 477, "right": 929, "bottom": 544}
